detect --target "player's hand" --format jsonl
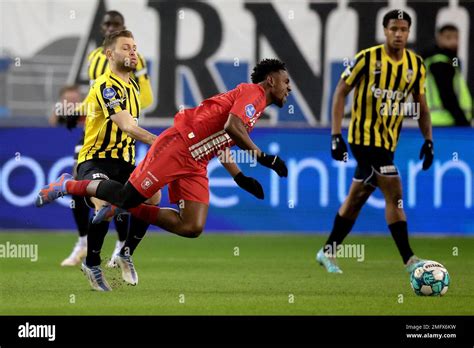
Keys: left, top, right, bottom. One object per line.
{"left": 234, "top": 172, "right": 264, "bottom": 199}
{"left": 331, "top": 134, "right": 348, "bottom": 161}
{"left": 419, "top": 139, "right": 434, "bottom": 170}
{"left": 257, "top": 152, "right": 288, "bottom": 177}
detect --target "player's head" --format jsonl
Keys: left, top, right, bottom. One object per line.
{"left": 251, "top": 59, "right": 291, "bottom": 108}
{"left": 436, "top": 24, "right": 459, "bottom": 53}
{"left": 101, "top": 10, "right": 125, "bottom": 38}
{"left": 58, "top": 85, "right": 82, "bottom": 104}
{"left": 383, "top": 10, "right": 412, "bottom": 50}
{"left": 103, "top": 30, "right": 137, "bottom": 72}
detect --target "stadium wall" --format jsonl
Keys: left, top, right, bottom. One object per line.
{"left": 0, "top": 127, "right": 472, "bottom": 234}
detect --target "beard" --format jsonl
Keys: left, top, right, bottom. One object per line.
{"left": 121, "top": 58, "right": 136, "bottom": 72}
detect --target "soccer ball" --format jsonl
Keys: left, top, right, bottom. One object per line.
{"left": 410, "top": 260, "right": 450, "bottom": 296}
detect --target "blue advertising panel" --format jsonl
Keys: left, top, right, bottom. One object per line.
{"left": 0, "top": 127, "right": 473, "bottom": 234}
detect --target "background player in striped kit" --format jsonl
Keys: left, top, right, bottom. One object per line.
{"left": 316, "top": 10, "right": 434, "bottom": 274}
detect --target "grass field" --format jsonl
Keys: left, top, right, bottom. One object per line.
{"left": 1, "top": 231, "right": 473, "bottom": 315}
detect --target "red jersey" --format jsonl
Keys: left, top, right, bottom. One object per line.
{"left": 174, "top": 83, "right": 266, "bottom": 162}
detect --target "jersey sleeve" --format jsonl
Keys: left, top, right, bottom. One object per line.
{"left": 133, "top": 53, "right": 154, "bottom": 109}
{"left": 341, "top": 50, "right": 367, "bottom": 87}
{"left": 94, "top": 82, "right": 127, "bottom": 118}
{"left": 229, "top": 85, "right": 264, "bottom": 125}
{"left": 413, "top": 57, "right": 426, "bottom": 95}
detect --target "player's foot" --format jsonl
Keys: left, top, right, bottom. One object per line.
{"left": 81, "top": 262, "right": 112, "bottom": 291}
{"left": 106, "top": 240, "right": 125, "bottom": 268}
{"left": 60, "top": 240, "right": 87, "bottom": 266}
{"left": 35, "top": 173, "right": 73, "bottom": 207}
{"left": 115, "top": 253, "right": 138, "bottom": 286}
{"left": 92, "top": 204, "right": 128, "bottom": 224}
{"left": 316, "top": 248, "right": 343, "bottom": 274}
{"left": 405, "top": 255, "right": 425, "bottom": 273}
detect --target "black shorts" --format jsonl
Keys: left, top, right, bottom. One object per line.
{"left": 77, "top": 158, "right": 135, "bottom": 184}
{"left": 349, "top": 144, "right": 399, "bottom": 187}
{"left": 73, "top": 131, "right": 85, "bottom": 161}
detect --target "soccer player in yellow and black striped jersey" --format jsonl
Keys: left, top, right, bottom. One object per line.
{"left": 75, "top": 29, "right": 158, "bottom": 290}
{"left": 61, "top": 11, "right": 158, "bottom": 268}
{"left": 316, "top": 10, "right": 434, "bottom": 274}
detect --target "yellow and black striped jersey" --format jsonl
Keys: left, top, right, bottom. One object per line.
{"left": 87, "top": 46, "right": 153, "bottom": 109}
{"left": 78, "top": 70, "right": 141, "bottom": 165}
{"left": 342, "top": 44, "right": 426, "bottom": 152}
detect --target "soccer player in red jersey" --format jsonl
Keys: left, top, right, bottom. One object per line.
{"left": 37, "top": 59, "right": 291, "bottom": 288}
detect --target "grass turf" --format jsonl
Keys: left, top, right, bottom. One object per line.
{"left": 0, "top": 231, "right": 473, "bottom": 315}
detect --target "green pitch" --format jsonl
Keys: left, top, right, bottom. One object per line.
{"left": 1, "top": 231, "right": 473, "bottom": 315}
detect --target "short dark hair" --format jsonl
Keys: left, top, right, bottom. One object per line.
{"left": 103, "top": 29, "right": 134, "bottom": 49}
{"left": 104, "top": 10, "right": 125, "bottom": 23}
{"left": 251, "top": 59, "right": 286, "bottom": 83}
{"left": 438, "top": 24, "right": 458, "bottom": 34}
{"left": 383, "top": 9, "right": 412, "bottom": 28}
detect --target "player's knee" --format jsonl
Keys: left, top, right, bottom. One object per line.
{"left": 351, "top": 190, "right": 370, "bottom": 209}
{"left": 181, "top": 223, "right": 204, "bottom": 238}
{"left": 145, "top": 190, "right": 161, "bottom": 206}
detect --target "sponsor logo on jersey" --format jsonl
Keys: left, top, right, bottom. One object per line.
{"left": 245, "top": 104, "right": 256, "bottom": 118}
{"left": 371, "top": 84, "right": 408, "bottom": 101}
{"left": 105, "top": 98, "right": 126, "bottom": 109}
{"left": 141, "top": 177, "right": 153, "bottom": 190}
{"left": 103, "top": 87, "right": 117, "bottom": 99}
{"left": 92, "top": 173, "right": 109, "bottom": 180}
{"left": 379, "top": 165, "right": 398, "bottom": 175}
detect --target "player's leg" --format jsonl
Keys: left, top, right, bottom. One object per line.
{"left": 375, "top": 172, "right": 420, "bottom": 270}
{"left": 96, "top": 178, "right": 208, "bottom": 238}
{"left": 117, "top": 190, "right": 161, "bottom": 258}
{"left": 328, "top": 179, "right": 375, "bottom": 245}
{"left": 122, "top": 200, "right": 208, "bottom": 238}
{"left": 61, "top": 161, "right": 90, "bottom": 266}
{"left": 316, "top": 180, "right": 375, "bottom": 273}
{"left": 317, "top": 144, "right": 375, "bottom": 273}
{"left": 75, "top": 161, "right": 121, "bottom": 291}
{"left": 109, "top": 189, "right": 162, "bottom": 268}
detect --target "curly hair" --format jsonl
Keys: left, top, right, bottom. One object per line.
{"left": 382, "top": 9, "right": 411, "bottom": 28}
{"left": 251, "top": 59, "right": 286, "bottom": 83}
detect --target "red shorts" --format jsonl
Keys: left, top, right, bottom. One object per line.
{"left": 129, "top": 127, "right": 209, "bottom": 205}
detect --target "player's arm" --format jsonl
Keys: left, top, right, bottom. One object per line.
{"left": 218, "top": 147, "right": 241, "bottom": 177}
{"left": 413, "top": 59, "right": 434, "bottom": 171}
{"left": 331, "top": 52, "right": 365, "bottom": 161}
{"left": 110, "top": 110, "right": 156, "bottom": 145}
{"left": 97, "top": 84, "right": 156, "bottom": 145}
{"left": 224, "top": 114, "right": 287, "bottom": 177}
{"left": 135, "top": 54, "right": 154, "bottom": 110}
{"left": 330, "top": 79, "right": 353, "bottom": 161}
{"left": 413, "top": 93, "right": 434, "bottom": 170}
{"left": 218, "top": 147, "right": 264, "bottom": 199}
{"left": 331, "top": 79, "right": 353, "bottom": 135}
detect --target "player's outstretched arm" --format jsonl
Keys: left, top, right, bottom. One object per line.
{"left": 331, "top": 79, "right": 352, "bottom": 161}
{"left": 218, "top": 147, "right": 264, "bottom": 199}
{"left": 111, "top": 110, "right": 157, "bottom": 145}
{"left": 414, "top": 93, "right": 434, "bottom": 170}
{"left": 331, "top": 79, "right": 352, "bottom": 136}
{"left": 224, "top": 114, "right": 287, "bottom": 177}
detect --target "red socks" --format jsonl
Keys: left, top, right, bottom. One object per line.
{"left": 66, "top": 180, "right": 91, "bottom": 196}
{"left": 128, "top": 204, "right": 160, "bottom": 225}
